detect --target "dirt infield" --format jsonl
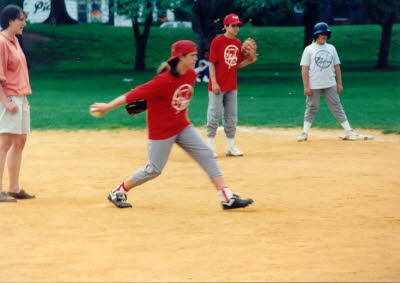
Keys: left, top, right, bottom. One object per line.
{"left": 0, "top": 128, "right": 399, "bottom": 282}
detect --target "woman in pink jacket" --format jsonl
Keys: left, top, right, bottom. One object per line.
{"left": 0, "top": 5, "right": 35, "bottom": 202}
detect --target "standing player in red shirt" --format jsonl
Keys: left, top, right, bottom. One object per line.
{"left": 206, "top": 14, "right": 256, "bottom": 158}
{"left": 90, "top": 40, "right": 253, "bottom": 210}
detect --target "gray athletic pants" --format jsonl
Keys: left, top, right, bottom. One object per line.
{"left": 131, "top": 125, "right": 222, "bottom": 185}
{"left": 206, "top": 90, "right": 238, "bottom": 138}
{"left": 304, "top": 86, "right": 348, "bottom": 123}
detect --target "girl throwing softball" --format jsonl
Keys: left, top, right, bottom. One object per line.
{"left": 90, "top": 40, "right": 253, "bottom": 210}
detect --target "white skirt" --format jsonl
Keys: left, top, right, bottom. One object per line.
{"left": 0, "top": 96, "right": 31, "bottom": 134}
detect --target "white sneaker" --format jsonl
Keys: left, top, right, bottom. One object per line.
{"left": 226, "top": 146, "right": 244, "bottom": 156}
{"left": 297, "top": 132, "right": 308, "bottom": 142}
{"left": 346, "top": 129, "right": 360, "bottom": 140}
{"left": 339, "top": 129, "right": 374, "bottom": 141}
{"left": 196, "top": 77, "right": 201, "bottom": 83}
{"left": 202, "top": 76, "right": 209, "bottom": 83}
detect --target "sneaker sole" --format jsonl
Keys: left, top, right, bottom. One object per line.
{"left": 8, "top": 194, "right": 35, "bottom": 199}
{"left": 107, "top": 194, "right": 132, "bottom": 208}
{"left": 226, "top": 153, "right": 244, "bottom": 157}
{"left": 222, "top": 198, "right": 254, "bottom": 210}
{"left": 339, "top": 134, "right": 374, "bottom": 141}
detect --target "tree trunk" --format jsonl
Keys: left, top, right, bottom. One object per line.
{"left": 132, "top": 6, "right": 153, "bottom": 71}
{"left": 192, "top": 1, "right": 210, "bottom": 60}
{"left": 192, "top": 0, "right": 229, "bottom": 60}
{"left": 303, "top": 19, "right": 314, "bottom": 47}
{"left": 193, "top": 19, "right": 217, "bottom": 60}
{"left": 377, "top": 23, "right": 393, "bottom": 68}
{"left": 108, "top": 0, "right": 114, "bottom": 25}
{"left": 303, "top": 0, "right": 320, "bottom": 48}
{"left": 134, "top": 33, "right": 146, "bottom": 71}
{"left": 45, "top": 0, "right": 77, "bottom": 25}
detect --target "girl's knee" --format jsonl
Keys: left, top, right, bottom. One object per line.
{"left": 145, "top": 165, "right": 162, "bottom": 178}
{"left": 307, "top": 105, "right": 319, "bottom": 114}
{"left": 13, "top": 136, "right": 27, "bottom": 151}
{"left": 0, "top": 136, "right": 13, "bottom": 152}
{"left": 208, "top": 115, "right": 220, "bottom": 124}
{"left": 0, "top": 141, "right": 12, "bottom": 152}
{"left": 204, "top": 148, "right": 215, "bottom": 160}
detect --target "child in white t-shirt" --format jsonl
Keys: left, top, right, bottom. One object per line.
{"left": 297, "top": 22, "right": 373, "bottom": 141}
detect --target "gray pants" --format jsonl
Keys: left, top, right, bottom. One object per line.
{"left": 304, "top": 86, "right": 348, "bottom": 123}
{"left": 206, "top": 90, "right": 238, "bottom": 138}
{"left": 131, "top": 125, "right": 221, "bottom": 185}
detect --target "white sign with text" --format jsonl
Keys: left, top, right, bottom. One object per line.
{"left": 23, "top": 0, "right": 51, "bottom": 23}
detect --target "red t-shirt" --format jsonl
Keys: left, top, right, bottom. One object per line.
{"left": 208, "top": 34, "right": 244, "bottom": 91}
{"left": 125, "top": 69, "right": 197, "bottom": 140}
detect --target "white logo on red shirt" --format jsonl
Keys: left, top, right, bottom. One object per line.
{"left": 224, "top": 45, "right": 239, "bottom": 68}
{"left": 171, "top": 84, "right": 193, "bottom": 113}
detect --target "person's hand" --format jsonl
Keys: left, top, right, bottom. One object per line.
{"left": 5, "top": 101, "right": 18, "bottom": 114}
{"left": 89, "top": 103, "right": 110, "bottom": 118}
{"left": 248, "top": 56, "right": 257, "bottom": 63}
{"left": 337, "top": 84, "right": 344, "bottom": 94}
{"left": 304, "top": 87, "right": 312, "bottom": 96}
{"left": 212, "top": 82, "right": 221, "bottom": 95}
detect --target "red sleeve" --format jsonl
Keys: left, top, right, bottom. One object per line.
{"left": 0, "top": 41, "right": 8, "bottom": 82}
{"left": 209, "top": 37, "right": 218, "bottom": 63}
{"left": 124, "top": 75, "right": 164, "bottom": 104}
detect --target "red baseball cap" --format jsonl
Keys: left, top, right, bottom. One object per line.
{"left": 167, "top": 40, "right": 197, "bottom": 62}
{"left": 223, "top": 14, "right": 243, "bottom": 26}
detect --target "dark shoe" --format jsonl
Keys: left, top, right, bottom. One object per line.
{"left": 108, "top": 192, "right": 132, "bottom": 208}
{"left": 8, "top": 189, "right": 35, "bottom": 199}
{"left": 222, "top": 194, "right": 254, "bottom": 210}
{"left": 0, "top": 192, "right": 17, "bottom": 202}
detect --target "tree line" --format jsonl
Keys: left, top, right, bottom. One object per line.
{"left": 100, "top": 0, "right": 400, "bottom": 70}
{"left": 1, "top": 0, "right": 399, "bottom": 70}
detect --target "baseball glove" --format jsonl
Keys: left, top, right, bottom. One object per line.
{"left": 241, "top": 38, "right": 258, "bottom": 61}
{"left": 125, "top": 99, "right": 147, "bottom": 116}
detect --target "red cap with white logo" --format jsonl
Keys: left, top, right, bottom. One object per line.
{"left": 223, "top": 14, "right": 244, "bottom": 26}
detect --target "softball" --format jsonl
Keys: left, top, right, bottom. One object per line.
{"left": 89, "top": 107, "right": 103, "bottom": 118}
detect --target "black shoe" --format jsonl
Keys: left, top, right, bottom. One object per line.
{"left": 222, "top": 194, "right": 254, "bottom": 210}
{"left": 108, "top": 192, "right": 132, "bottom": 208}
{"left": 8, "top": 189, "right": 35, "bottom": 199}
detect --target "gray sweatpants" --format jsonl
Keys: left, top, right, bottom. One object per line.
{"left": 304, "top": 86, "right": 348, "bottom": 123}
{"left": 131, "top": 125, "right": 222, "bottom": 185}
{"left": 206, "top": 90, "right": 238, "bottom": 138}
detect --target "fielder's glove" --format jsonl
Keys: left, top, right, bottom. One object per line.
{"left": 241, "top": 38, "right": 258, "bottom": 61}
{"left": 125, "top": 99, "right": 147, "bottom": 116}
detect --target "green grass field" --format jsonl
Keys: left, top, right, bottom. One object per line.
{"left": 24, "top": 24, "right": 400, "bottom": 133}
